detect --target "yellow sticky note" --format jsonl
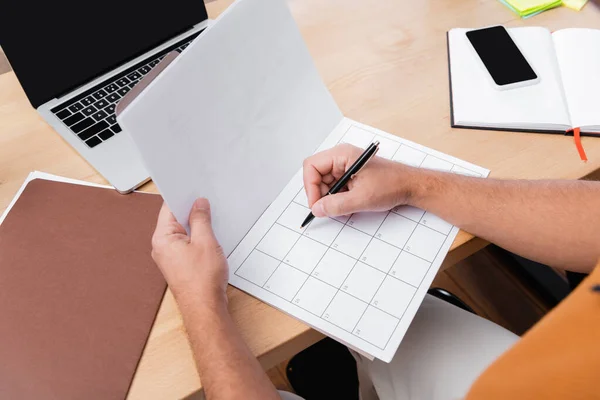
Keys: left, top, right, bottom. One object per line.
{"left": 508, "top": 0, "right": 552, "bottom": 9}
{"left": 562, "top": 0, "right": 588, "bottom": 10}
{"left": 507, "top": 0, "right": 560, "bottom": 13}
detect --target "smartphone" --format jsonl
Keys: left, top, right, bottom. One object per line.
{"left": 466, "top": 26, "right": 539, "bottom": 90}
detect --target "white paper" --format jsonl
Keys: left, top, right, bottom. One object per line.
{"left": 552, "top": 28, "right": 600, "bottom": 131}
{"left": 449, "top": 27, "right": 571, "bottom": 130}
{"left": 118, "top": 0, "right": 342, "bottom": 255}
{"left": 227, "top": 118, "right": 490, "bottom": 362}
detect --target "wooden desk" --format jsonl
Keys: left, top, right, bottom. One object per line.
{"left": 1, "top": 1, "right": 600, "bottom": 398}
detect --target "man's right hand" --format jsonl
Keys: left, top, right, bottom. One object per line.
{"left": 302, "top": 143, "right": 419, "bottom": 217}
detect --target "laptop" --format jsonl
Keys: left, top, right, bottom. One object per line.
{"left": 0, "top": 0, "right": 210, "bottom": 193}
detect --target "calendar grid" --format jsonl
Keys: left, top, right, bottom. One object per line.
{"left": 236, "top": 199, "right": 455, "bottom": 349}
{"left": 231, "top": 122, "right": 486, "bottom": 355}
{"left": 287, "top": 230, "right": 330, "bottom": 301}
{"left": 274, "top": 124, "right": 360, "bottom": 317}
{"left": 237, "top": 244, "right": 407, "bottom": 327}
{"left": 233, "top": 270, "right": 408, "bottom": 352}
{"left": 257, "top": 202, "right": 306, "bottom": 289}
{"left": 312, "top": 206, "right": 383, "bottom": 319}
{"left": 334, "top": 136, "right": 425, "bottom": 340}
{"left": 232, "top": 195, "right": 299, "bottom": 278}
{"left": 287, "top": 200, "right": 449, "bottom": 285}
{"left": 348, "top": 212, "right": 390, "bottom": 333}
{"left": 346, "top": 142, "right": 427, "bottom": 346}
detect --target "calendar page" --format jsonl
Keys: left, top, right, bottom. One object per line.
{"left": 227, "top": 118, "right": 489, "bottom": 362}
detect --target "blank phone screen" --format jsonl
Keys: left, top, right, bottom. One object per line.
{"left": 466, "top": 26, "right": 537, "bottom": 86}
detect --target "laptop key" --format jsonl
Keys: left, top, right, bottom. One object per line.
{"left": 78, "top": 120, "right": 109, "bottom": 141}
{"left": 105, "top": 104, "right": 116, "bottom": 114}
{"left": 82, "top": 105, "right": 97, "bottom": 116}
{"left": 92, "top": 110, "right": 108, "bottom": 121}
{"left": 85, "top": 136, "right": 102, "bottom": 148}
{"left": 104, "top": 83, "right": 119, "bottom": 93}
{"left": 138, "top": 66, "right": 151, "bottom": 75}
{"left": 93, "top": 89, "right": 107, "bottom": 100}
{"left": 95, "top": 99, "right": 109, "bottom": 109}
{"left": 106, "top": 93, "right": 121, "bottom": 103}
{"left": 81, "top": 96, "right": 95, "bottom": 106}
{"left": 117, "top": 87, "right": 130, "bottom": 97}
{"left": 98, "top": 129, "right": 114, "bottom": 141}
{"left": 68, "top": 102, "right": 83, "bottom": 113}
{"left": 106, "top": 115, "right": 117, "bottom": 125}
{"left": 127, "top": 71, "right": 142, "bottom": 81}
{"left": 111, "top": 124, "right": 122, "bottom": 134}
{"left": 128, "top": 83, "right": 136, "bottom": 89}
{"left": 71, "top": 117, "right": 95, "bottom": 134}
{"left": 63, "top": 112, "right": 85, "bottom": 126}
{"left": 116, "top": 77, "right": 130, "bottom": 87}
{"left": 56, "top": 109, "right": 71, "bottom": 120}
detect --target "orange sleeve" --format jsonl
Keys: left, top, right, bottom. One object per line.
{"left": 466, "top": 263, "right": 600, "bottom": 400}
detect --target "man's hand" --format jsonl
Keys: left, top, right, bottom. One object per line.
{"left": 303, "top": 143, "right": 417, "bottom": 217}
{"left": 151, "top": 199, "right": 283, "bottom": 400}
{"left": 151, "top": 198, "right": 228, "bottom": 308}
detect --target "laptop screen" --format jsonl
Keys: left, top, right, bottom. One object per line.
{"left": 0, "top": 0, "right": 208, "bottom": 108}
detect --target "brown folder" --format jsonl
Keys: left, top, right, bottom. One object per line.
{"left": 0, "top": 178, "right": 165, "bottom": 399}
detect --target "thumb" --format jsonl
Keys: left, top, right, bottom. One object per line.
{"left": 188, "top": 198, "right": 216, "bottom": 243}
{"left": 312, "top": 192, "right": 364, "bottom": 218}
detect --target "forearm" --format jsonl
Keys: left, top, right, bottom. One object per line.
{"left": 404, "top": 168, "right": 600, "bottom": 273}
{"left": 175, "top": 292, "right": 280, "bottom": 400}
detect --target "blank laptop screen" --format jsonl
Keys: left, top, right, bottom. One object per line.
{"left": 0, "top": 0, "right": 208, "bottom": 108}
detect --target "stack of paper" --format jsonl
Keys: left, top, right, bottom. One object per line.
{"left": 499, "top": 0, "right": 562, "bottom": 18}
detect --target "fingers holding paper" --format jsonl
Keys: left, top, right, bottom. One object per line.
{"left": 154, "top": 202, "right": 188, "bottom": 240}
{"left": 151, "top": 199, "right": 229, "bottom": 307}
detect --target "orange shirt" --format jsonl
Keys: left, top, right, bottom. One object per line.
{"left": 466, "top": 263, "right": 600, "bottom": 399}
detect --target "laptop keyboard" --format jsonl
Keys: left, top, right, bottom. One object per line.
{"left": 51, "top": 33, "right": 199, "bottom": 149}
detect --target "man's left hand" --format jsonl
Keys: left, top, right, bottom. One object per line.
{"left": 151, "top": 198, "right": 229, "bottom": 308}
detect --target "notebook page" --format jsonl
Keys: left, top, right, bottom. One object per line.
{"left": 449, "top": 27, "right": 570, "bottom": 129}
{"left": 227, "top": 118, "right": 489, "bottom": 362}
{"left": 553, "top": 29, "right": 600, "bottom": 131}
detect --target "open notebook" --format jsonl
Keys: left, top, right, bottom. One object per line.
{"left": 448, "top": 27, "right": 600, "bottom": 135}
{"left": 118, "top": 0, "right": 489, "bottom": 362}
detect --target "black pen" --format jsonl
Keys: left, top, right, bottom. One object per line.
{"left": 300, "top": 141, "right": 380, "bottom": 228}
